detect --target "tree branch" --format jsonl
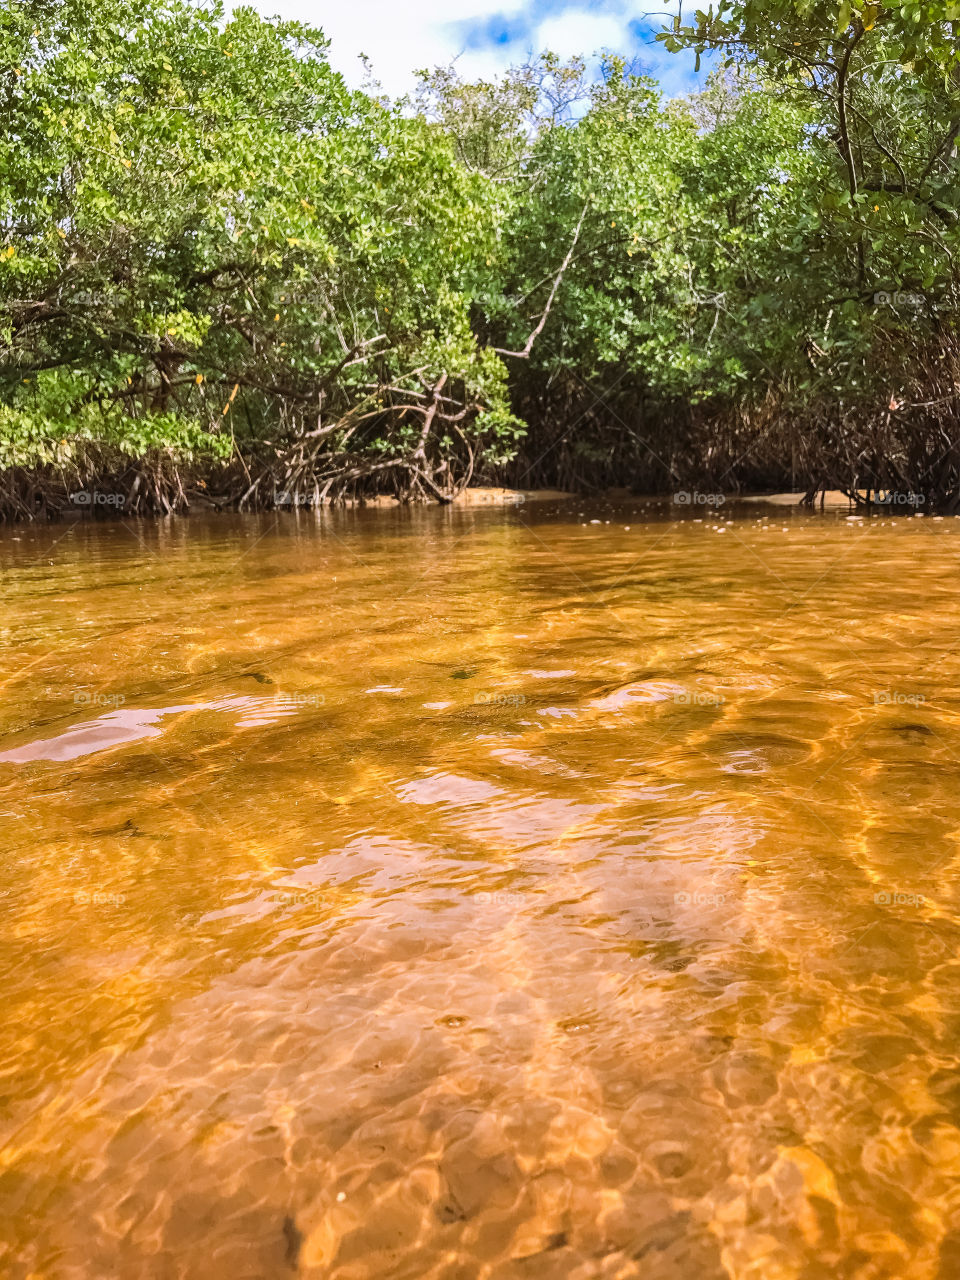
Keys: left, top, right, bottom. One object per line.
{"left": 493, "top": 201, "right": 588, "bottom": 359}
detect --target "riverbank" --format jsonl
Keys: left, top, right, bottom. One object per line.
{"left": 450, "top": 488, "right": 856, "bottom": 509}
{"left": 0, "top": 481, "right": 870, "bottom": 525}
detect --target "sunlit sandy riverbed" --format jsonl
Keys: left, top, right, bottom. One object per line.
{"left": 1, "top": 501, "right": 959, "bottom": 1278}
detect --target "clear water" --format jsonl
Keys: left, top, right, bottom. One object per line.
{"left": 1, "top": 503, "right": 958, "bottom": 1278}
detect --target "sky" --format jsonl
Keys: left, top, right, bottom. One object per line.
{"left": 246, "top": 0, "right": 706, "bottom": 100}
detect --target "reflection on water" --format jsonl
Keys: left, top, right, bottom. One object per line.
{"left": 0, "top": 695, "right": 312, "bottom": 762}
{"left": 2, "top": 503, "right": 960, "bottom": 1277}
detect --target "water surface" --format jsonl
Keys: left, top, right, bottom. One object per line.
{"left": 2, "top": 502, "right": 960, "bottom": 1278}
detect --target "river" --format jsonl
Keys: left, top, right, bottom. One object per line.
{"left": 1, "top": 501, "right": 958, "bottom": 1278}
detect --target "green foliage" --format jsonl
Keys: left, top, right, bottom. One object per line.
{"left": 1, "top": 0, "right": 959, "bottom": 510}
{"left": 666, "top": 0, "right": 960, "bottom": 77}
{"left": 657, "top": 2, "right": 960, "bottom": 414}
{"left": 0, "top": 0, "right": 516, "bottom": 500}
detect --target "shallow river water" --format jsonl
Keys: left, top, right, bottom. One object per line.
{"left": 2, "top": 501, "right": 960, "bottom": 1279}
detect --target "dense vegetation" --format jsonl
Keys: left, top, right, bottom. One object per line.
{"left": 1, "top": 0, "right": 959, "bottom": 517}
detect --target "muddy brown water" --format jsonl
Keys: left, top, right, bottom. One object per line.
{"left": 1, "top": 502, "right": 960, "bottom": 1278}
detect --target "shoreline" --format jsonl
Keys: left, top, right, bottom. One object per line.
{"left": 0, "top": 484, "right": 869, "bottom": 525}
{"left": 389, "top": 486, "right": 858, "bottom": 509}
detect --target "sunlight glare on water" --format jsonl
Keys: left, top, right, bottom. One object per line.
{"left": 2, "top": 502, "right": 960, "bottom": 1278}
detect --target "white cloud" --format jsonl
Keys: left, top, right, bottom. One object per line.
{"left": 245, "top": 0, "right": 704, "bottom": 97}
{"left": 533, "top": 11, "right": 628, "bottom": 59}
{"left": 252, "top": 0, "right": 525, "bottom": 94}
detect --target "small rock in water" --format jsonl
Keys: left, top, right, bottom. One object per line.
{"left": 282, "top": 1216, "right": 302, "bottom": 1268}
